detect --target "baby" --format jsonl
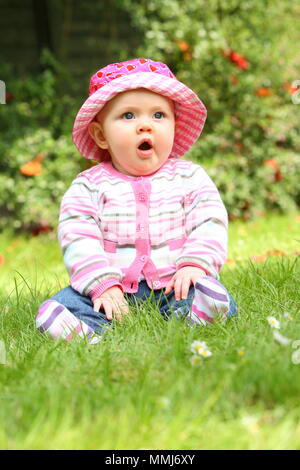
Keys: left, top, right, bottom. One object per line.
{"left": 36, "top": 58, "right": 237, "bottom": 343}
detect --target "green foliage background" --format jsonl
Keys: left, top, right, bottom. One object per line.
{"left": 0, "top": 0, "right": 299, "bottom": 232}
{"left": 120, "top": 0, "right": 300, "bottom": 219}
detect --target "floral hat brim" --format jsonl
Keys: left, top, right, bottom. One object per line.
{"left": 72, "top": 58, "right": 207, "bottom": 161}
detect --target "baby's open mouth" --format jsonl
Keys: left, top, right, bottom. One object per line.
{"left": 138, "top": 141, "right": 152, "bottom": 150}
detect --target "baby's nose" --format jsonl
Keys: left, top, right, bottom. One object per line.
{"left": 137, "top": 121, "right": 153, "bottom": 133}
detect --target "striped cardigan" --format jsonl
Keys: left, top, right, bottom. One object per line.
{"left": 58, "top": 157, "right": 228, "bottom": 301}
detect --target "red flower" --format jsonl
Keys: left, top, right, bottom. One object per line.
{"left": 223, "top": 49, "right": 249, "bottom": 69}
{"left": 5, "top": 92, "right": 14, "bottom": 102}
{"left": 256, "top": 87, "right": 273, "bottom": 97}
{"left": 274, "top": 171, "right": 283, "bottom": 182}
{"left": 31, "top": 224, "right": 53, "bottom": 236}
{"left": 264, "top": 158, "right": 280, "bottom": 171}
{"left": 283, "top": 82, "right": 299, "bottom": 94}
{"left": 177, "top": 41, "right": 190, "bottom": 52}
{"left": 20, "top": 153, "right": 45, "bottom": 176}
{"left": 177, "top": 41, "right": 193, "bottom": 61}
{"left": 264, "top": 159, "right": 283, "bottom": 182}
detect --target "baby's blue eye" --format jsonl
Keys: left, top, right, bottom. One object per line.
{"left": 154, "top": 112, "right": 164, "bottom": 119}
{"left": 123, "top": 112, "right": 134, "bottom": 119}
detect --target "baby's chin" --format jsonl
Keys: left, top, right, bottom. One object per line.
{"left": 113, "top": 161, "right": 167, "bottom": 177}
{"left": 129, "top": 165, "right": 164, "bottom": 177}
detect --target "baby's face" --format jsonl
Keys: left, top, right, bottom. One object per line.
{"left": 89, "top": 88, "right": 176, "bottom": 176}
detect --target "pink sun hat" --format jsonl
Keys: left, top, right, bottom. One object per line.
{"left": 72, "top": 58, "right": 207, "bottom": 162}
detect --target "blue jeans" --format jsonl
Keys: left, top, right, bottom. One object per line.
{"left": 51, "top": 281, "right": 237, "bottom": 334}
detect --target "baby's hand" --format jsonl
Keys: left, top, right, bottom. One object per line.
{"left": 164, "top": 266, "right": 206, "bottom": 301}
{"left": 93, "top": 286, "right": 129, "bottom": 322}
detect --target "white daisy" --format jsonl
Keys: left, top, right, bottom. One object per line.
{"left": 242, "top": 415, "right": 260, "bottom": 434}
{"left": 267, "top": 316, "right": 280, "bottom": 329}
{"left": 190, "top": 340, "right": 208, "bottom": 354}
{"left": 190, "top": 355, "right": 202, "bottom": 365}
{"left": 199, "top": 348, "right": 212, "bottom": 358}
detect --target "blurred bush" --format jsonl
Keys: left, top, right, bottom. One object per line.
{"left": 120, "top": 0, "right": 300, "bottom": 219}
{"left": 0, "top": 51, "right": 87, "bottom": 233}
{"left": 1, "top": 1, "right": 300, "bottom": 233}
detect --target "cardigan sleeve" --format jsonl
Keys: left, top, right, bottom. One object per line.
{"left": 58, "top": 173, "right": 123, "bottom": 300}
{"left": 176, "top": 165, "right": 228, "bottom": 279}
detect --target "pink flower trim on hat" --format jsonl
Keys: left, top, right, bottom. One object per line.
{"left": 73, "top": 58, "right": 207, "bottom": 162}
{"left": 89, "top": 58, "right": 176, "bottom": 95}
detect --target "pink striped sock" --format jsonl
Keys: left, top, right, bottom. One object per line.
{"left": 36, "top": 300, "right": 101, "bottom": 344}
{"left": 187, "top": 277, "right": 230, "bottom": 326}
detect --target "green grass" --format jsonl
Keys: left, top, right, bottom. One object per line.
{"left": 0, "top": 213, "right": 300, "bottom": 449}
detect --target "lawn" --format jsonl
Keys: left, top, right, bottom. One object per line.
{"left": 0, "top": 213, "right": 300, "bottom": 450}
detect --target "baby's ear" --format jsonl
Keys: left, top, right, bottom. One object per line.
{"left": 88, "top": 122, "right": 108, "bottom": 149}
